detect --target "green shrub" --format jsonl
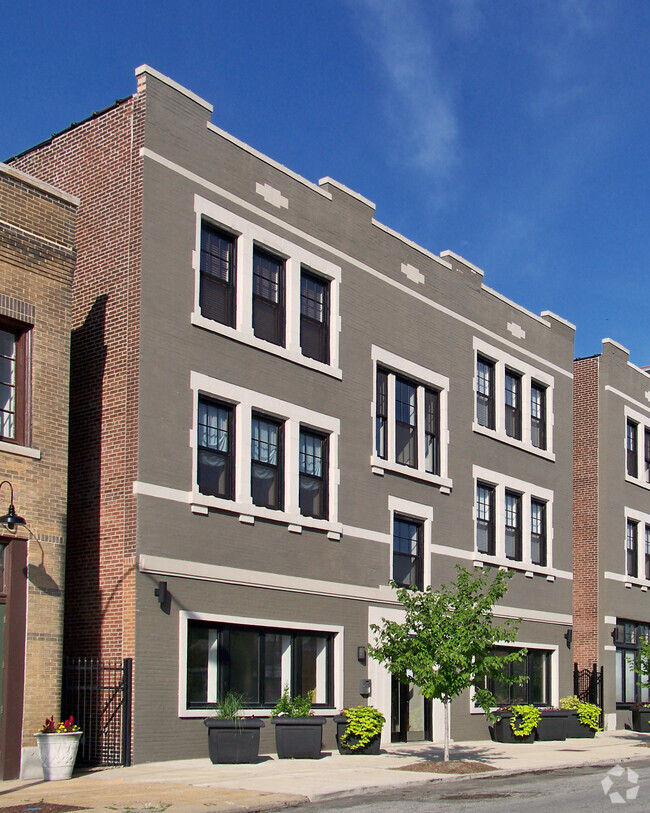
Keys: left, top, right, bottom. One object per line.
{"left": 270, "top": 685, "right": 314, "bottom": 717}
{"left": 508, "top": 704, "right": 541, "bottom": 737}
{"left": 340, "top": 706, "right": 385, "bottom": 750}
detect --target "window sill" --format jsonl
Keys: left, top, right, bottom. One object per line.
{"left": 604, "top": 571, "right": 650, "bottom": 589}
{"left": 624, "top": 474, "right": 650, "bottom": 491}
{"left": 473, "top": 553, "right": 563, "bottom": 580}
{"left": 0, "top": 440, "right": 41, "bottom": 459}
{"left": 370, "top": 456, "right": 452, "bottom": 490}
{"left": 472, "top": 423, "right": 555, "bottom": 461}
{"left": 191, "top": 311, "right": 342, "bottom": 380}
{"left": 192, "top": 492, "right": 343, "bottom": 536}
{"left": 180, "top": 707, "right": 339, "bottom": 719}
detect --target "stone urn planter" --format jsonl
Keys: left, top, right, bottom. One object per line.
{"left": 632, "top": 707, "right": 650, "bottom": 733}
{"left": 334, "top": 712, "right": 383, "bottom": 755}
{"left": 35, "top": 731, "right": 83, "bottom": 780}
{"left": 535, "top": 709, "right": 569, "bottom": 741}
{"left": 271, "top": 716, "right": 327, "bottom": 759}
{"left": 204, "top": 718, "right": 265, "bottom": 764}
{"left": 565, "top": 710, "right": 596, "bottom": 738}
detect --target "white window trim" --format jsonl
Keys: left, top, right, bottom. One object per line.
{"left": 473, "top": 465, "right": 554, "bottom": 573}
{"left": 371, "top": 346, "right": 452, "bottom": 489}
{"left": 192, "top": 195, "right": 342, "bottom": 379}
{"left": 622, "top": 507, "right": 650, "bottom": 586}
{"left": 624, "top": 406, "right": 650, "bottom": 490}
{"left": 191, "top": 371, "right": 341, "bottom": 534}
{"left": 178, "top": 610, "right": 344, "bottom": 717}
{"left": 473, "top": 337, "right": 555, "bottom": 460}
{"left": 470, "top": 640, "right": 560, "bottom": 713}
{"left": 388, "top": 496, "right": 433, "bottom": 590}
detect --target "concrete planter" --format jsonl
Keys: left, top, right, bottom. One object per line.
{"left": 492, "top": 712, "right": 535, "bottom": 743}
{"left": 565, "top": 709, "right": 596, "bottom": 738}
{"left": 204, "top": 718, "right": 265, "bottom": 764}
{"left": 632, "top": 708, "right": 650, "bottom": 733}
{"left": 35, "top": 732, "right": 82, "bottom": 780}
{"left": 536, "top": 709, "right": 569, "bottom": 741}
{"left": 271, "top": 716, "right": 326, "bottom": 759}
{"left": 333, "top": 715, "right": 382, "bottom": 755}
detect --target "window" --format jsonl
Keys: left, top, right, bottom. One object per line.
{"left": 487, "top": 646, "right": 552, "bottom": 706}
{"left": 393, "top": 516, "right": 423, "bottom": 590}
{"left": 252, "top": 248, "right": 284, "bottom": 346}
{"left": 505, "top": 491, "right": 522, "bottom": 561}
{"left": 199, "top": 222, "right": 236, "bottom": 327}
{"left": 375, "top": 368, "right": 388, "bottom": 460}
{"left": 615, "top": 620, "right": 650, "bottom": 706}
{"left": 186, "top": 619, "right": 333, "bottom": 709}
{"left": 299, "top": 429, "right": 327, "bottom": 519}
{"left": 300, "top": 270, "right": 329, "bottom": 363}
{"left": 0, "top": 325, "right": 26, "bottom": 444}
{"left": 197, "top": 398, "right": 233, "bottom": 499}
{"left": 395, "top": 377, "right": 417, "bottom": 467}
{"left": 627, "top": 420, "right": 638, "bottom": 478}
{"left": 645, "top": 429, "right": 650, "bottom": 483}
{"left": 627, "top": 520, "right": 639, "bottom": 578}
{"left": 531, "top": 382, "right": 546, "bottom": 450}
{"left": 193, "top": 199, "right": 341, "bottom": 376}
{"left": 645, "top": 526, "right": 650, "bottom": 581}
{"left": 371, "top": 349, "right": 449, "bottom": 486}
{"left": 505, "top": 370, "right": 522, "bottom": 440}
{"left": 531, "top": 499, "right": 547, "bottom": 566}
{"left": 251, "top": 415, "right": 283, "bottom": 509}
{"left": 476, "top": 483, "right": 495, "bottom": 556}
{"left": 476, "top": 356, "right": 495, "bottom": 429}
{"left": 473, "top": 339, "right": 555, "bottom": 457}
{"left": 473, "top": 466, "right": 554, "bottom": 570}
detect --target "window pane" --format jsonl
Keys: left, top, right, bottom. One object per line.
{"left": 424, "top": 388, "right": 439, "bottom": 474}
{"left": 251, "top": 416, "right": 282, "bottom": 509}
{"left": 200, "top": 224, "right": 235, "bottom": 326}
{"left": 198, "top": 399, "right": 232, "bottom": 498}
{"left": 627, "top": 420, "right": 638, "bottom": 478}
{"left": 531, "top": 383, "right": 546, "bottom": 449}
{"left": 253, "top": 249, "right": 284, "bottom": 345}
{"left": 299, "top": 430, "right": 327, "bottom": 518}
{"left": 376, "top": 369, "right": 388, "bottom": 459}
{"left": 531, "top": 500, "right": 546, "bottom": 566}
{"left": 395, "top": 378, "right": 417, "bottom": 467}
{"left": 300, "top": 272, "right": 329, "bottom": 363}
{"left": 505, "top": 492, "right": 521, "bottom": 560}
{"left": 476, "top": 357, "right": 494, "bottom": 428}
{"left": 187, "top": 624, "right": 210, "bottom": 705}
{"left": 627, "top": 520, "right": 638, "bottom": 578}
{"left": 393, "top": 518, "right": 422, "bottom": 589}
{"left": 476, "top": 484, "right": 494, "bottom": 555}
{"left": 505, "top": 371, "right": 521, "bottom": 439}
{"left": 263, "top": 633, "right": 285, "bottom": 705}
{"left": 226, "top": 629, "right": 260, "bottom": 705}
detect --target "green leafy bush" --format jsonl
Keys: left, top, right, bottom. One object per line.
{"left": 340, "top": 706, "right": 385, "bottom": 750}
{"left": 507, "top": 704, "right": 541, "bottom": 737}
{"left": 559, "top": 695, "right": 602, "bottom": 730}
{"left": 270, "top": 685, "right": 314, "bottom": 717}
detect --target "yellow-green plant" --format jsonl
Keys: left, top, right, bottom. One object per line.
{"left": 508, "top": 704, "right": 540, "bottom": 737}
{"left": 559, "top": 695, "right": 602, "bottom": 730}
{"left": 340, "top": 706, "right": 385, "bottom": 750}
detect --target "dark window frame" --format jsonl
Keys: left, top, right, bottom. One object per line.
{"left": 486, "top": 646, "right": 552, "bottom": 706}
{"left": 627, "top": 419, "right": 638, "bottom": 478}
{"left": 392, "top": 515, "right": 424, "bottom": 590}
{"left": 375, "top": 368, "right": 388, "bottom": 460}
{"left": 300, "top": 269, "right": 330, "bottom": 364}
{"left": 615, "top": 620, "right": 650, "bottom": 707}
{"left": 505, "top": 490, "right": 522, "bottom": 561}
{"left": 531, "top": 382, "right": 547, "bottom": 450}
{"left": 627, "top": 519, "right": 639, "bottom": 578}
{"left": 476, "top": 355, "right": 495, "bottom": 429}
{"left": 252, "top": 246, "right": 285, "bottom": 346}
{"left": 476, "top": 482, "right": 496, "bottom": 556}
{"left": 251, "top": 413, "right": 284, "bottom": 510}
{"left": 531, "top": 499, "right": 547, "bottom": 566}
{"left": 424, "top": 387, "right": 440, "bottom": 475}
{"left": 299, "top": 428, "right": 328, "bottom": 519}
{"left": 197, "top": 397, "right": 234, "bottom": 500}
{"left": 505, "top": 369, "right": 522, "bottom": 440}
{"left": 395, "top": 376, "right": 418, "bottom": 468}
{"left": 0, "top": 320, "right": 28, "bottom": 445}
{"left": 199, "top": 221, "right": 237, "bottom": 327}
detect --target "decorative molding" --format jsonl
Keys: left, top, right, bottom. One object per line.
{"left": 401, "top": 263, "right": 424, "bottom": 285}
{"left": 507, "top": 322, "right": 526, "bottom": 340}
{"left": 255, "top": 182, "right": 288, "bottom": 209}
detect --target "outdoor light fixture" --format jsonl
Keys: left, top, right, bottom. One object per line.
{"left": 357, "top": 646, "right": 367, "bottom": 662}
{"left": 0, "top": 480, "right": 26, "bottom": 530}
{"left": 564, "top": 628, "right": 573, "bottom": 649}
{"left": 154, "top": 580, "right": 168, "bottom": 608}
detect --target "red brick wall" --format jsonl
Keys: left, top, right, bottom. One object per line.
{"left": 573, "top": 356, "right": 600, "bottom": 669}
{"left": 10, "top": 90, "right": 144, "bottom": 661}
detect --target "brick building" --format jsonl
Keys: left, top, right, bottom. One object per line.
{"left": 10, "top": 66, "right": 575, "bottom": 763}
{"left": 574, "top": 339, "right": 650, "bottom": 730}
{"left": 0, "top": 163, "right": 76, "bottom": 778}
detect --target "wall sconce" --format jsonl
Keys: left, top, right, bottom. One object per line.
{"left": 357, "top": 646, "right": 367, "bottom": 662}
{"left": 0, "top": 480, "right": 26, "bottom": 530}
{"left": 564, "top": 628, "right": 573, "bottom": 649}
{"left": 154, "top": 581, "right": 168, "bottom": 608}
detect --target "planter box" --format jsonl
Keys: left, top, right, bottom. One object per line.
{"left": 536, "top": 710, "right": 568, "bottom": 741}
{"left": 35, "top": 732, "right": 82, "bottom": 780}
{"left": 565, "top": 709, "right": 596, "bottom": 739}
{"left": 271, "top": 716, "right": 326, "bottom": 759}
{"left": 492, "top": 713, "right": 535, "bottom": 744}
{"left": 333, "top": 715, "right": 381, "bottom": 755}
{"left": 204, "top": 718, "right": 265, "bottom": 764}
{"left": 632, "top": 708, "right": 650, "bottom": 733}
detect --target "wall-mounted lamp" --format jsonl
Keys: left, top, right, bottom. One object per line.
{"left": 357, "top": 646, "right": 367, "bottom": 662}
{"left": 564, "top": 628, "right": 573, "bottom": 649}
{"left": 0, "top": 480, "right": 26, "bottom": 530}
{"left": 154, "top": 581, "right": 168, "bottom": 608}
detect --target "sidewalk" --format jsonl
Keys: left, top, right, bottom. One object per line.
{"left": 1, "top": 730, "right": 649, "bottom": 813}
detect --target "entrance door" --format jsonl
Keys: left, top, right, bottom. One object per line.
{"left": 391, "top": 677, "right": 432, "bottom": 742}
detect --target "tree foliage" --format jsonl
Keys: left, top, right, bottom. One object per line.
{"left": 368, "top": 566, "right": 527, "bottom": 721}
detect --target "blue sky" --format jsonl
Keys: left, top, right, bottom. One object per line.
{"left": 2, "top": 0, "right": 648, "bottom": 362}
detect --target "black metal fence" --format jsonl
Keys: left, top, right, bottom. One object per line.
{"left": 62, "top": 657, "right": 132, "bottom": 767}
{"left": 573, "top": 662, "right": 603, "bottom": 709}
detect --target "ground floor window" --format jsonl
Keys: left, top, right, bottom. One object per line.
{"left": 486, "top": 646, "right": 552, "bottom": 705}
{"left": 615, "top": 619, "right": 650, "bottom": 706}
{"left": 186, "top": 620, "right": 333, "bottom": 709}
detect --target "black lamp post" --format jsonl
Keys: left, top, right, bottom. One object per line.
{"left": 0, "top": 480, "right": 26, "bottom": 530}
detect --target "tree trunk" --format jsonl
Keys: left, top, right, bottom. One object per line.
{"left": 443, "top": 699, "right": 450, "bottom": 761}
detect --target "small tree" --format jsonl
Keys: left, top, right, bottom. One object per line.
{"left": 368, "top": 565, "right": 527, "bottom": 761}
{"left": 631, "top": 636, "right": 650, "bottom": 701}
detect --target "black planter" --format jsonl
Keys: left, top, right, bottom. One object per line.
{"left": 565, "top": 709, "right": 596, "bottom": 738}
{"left": 271, "top": 716, "right": 327, "bottom": 759}
{"left": 492, "top": 712, "right": 535, "bottom": 743}
{"left": 632, "top": 708, "right": 650, "bottom": 733}
{"left": 535, "top": 710, "right": 568, "bottom": 741}
{"left": 204, "top": 718, "right": 265, "bottom": 764}
{"left": 333, "top": 715, "right": 382, "bottom": 755}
